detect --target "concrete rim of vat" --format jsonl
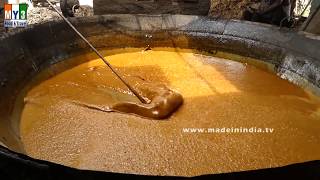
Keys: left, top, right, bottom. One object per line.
{"left": 0, "top": 14, "right": 320, "bottom": 178}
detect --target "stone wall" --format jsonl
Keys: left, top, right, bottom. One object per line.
{"left": 209, "top": 0, "right": 256, "bottom": 19}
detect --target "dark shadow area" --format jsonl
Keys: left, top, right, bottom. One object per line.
{"left": 93, "top": 0, "right": 210, "bottom": 16}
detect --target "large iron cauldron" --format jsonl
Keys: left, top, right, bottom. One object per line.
{"left": 0, "top": 15, "right": 320, "bottom": 179}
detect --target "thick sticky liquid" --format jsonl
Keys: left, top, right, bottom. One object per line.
{"left": 20, "top": 48, "right": 320, "bottom": 176}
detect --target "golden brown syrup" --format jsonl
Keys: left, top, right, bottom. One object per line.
{"left": 20, "top": 48, "right": 320, "bottom": 176}
{"left": 70, "top": 75, "right": 184, "bottom": 120}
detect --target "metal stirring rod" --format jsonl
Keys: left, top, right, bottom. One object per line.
{"left": 46, "top": 0, "right": 148, "bottom": 104}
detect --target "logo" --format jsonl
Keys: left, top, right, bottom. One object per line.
{"left": 4, "top": 3, "right": 28, "bottom": 28}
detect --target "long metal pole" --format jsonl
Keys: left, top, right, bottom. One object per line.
{"left": 46, "top": 0, "right": 147, "bottom": 104}
{"left": 301, "top": 0, "right": 320, "bottom": 31}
